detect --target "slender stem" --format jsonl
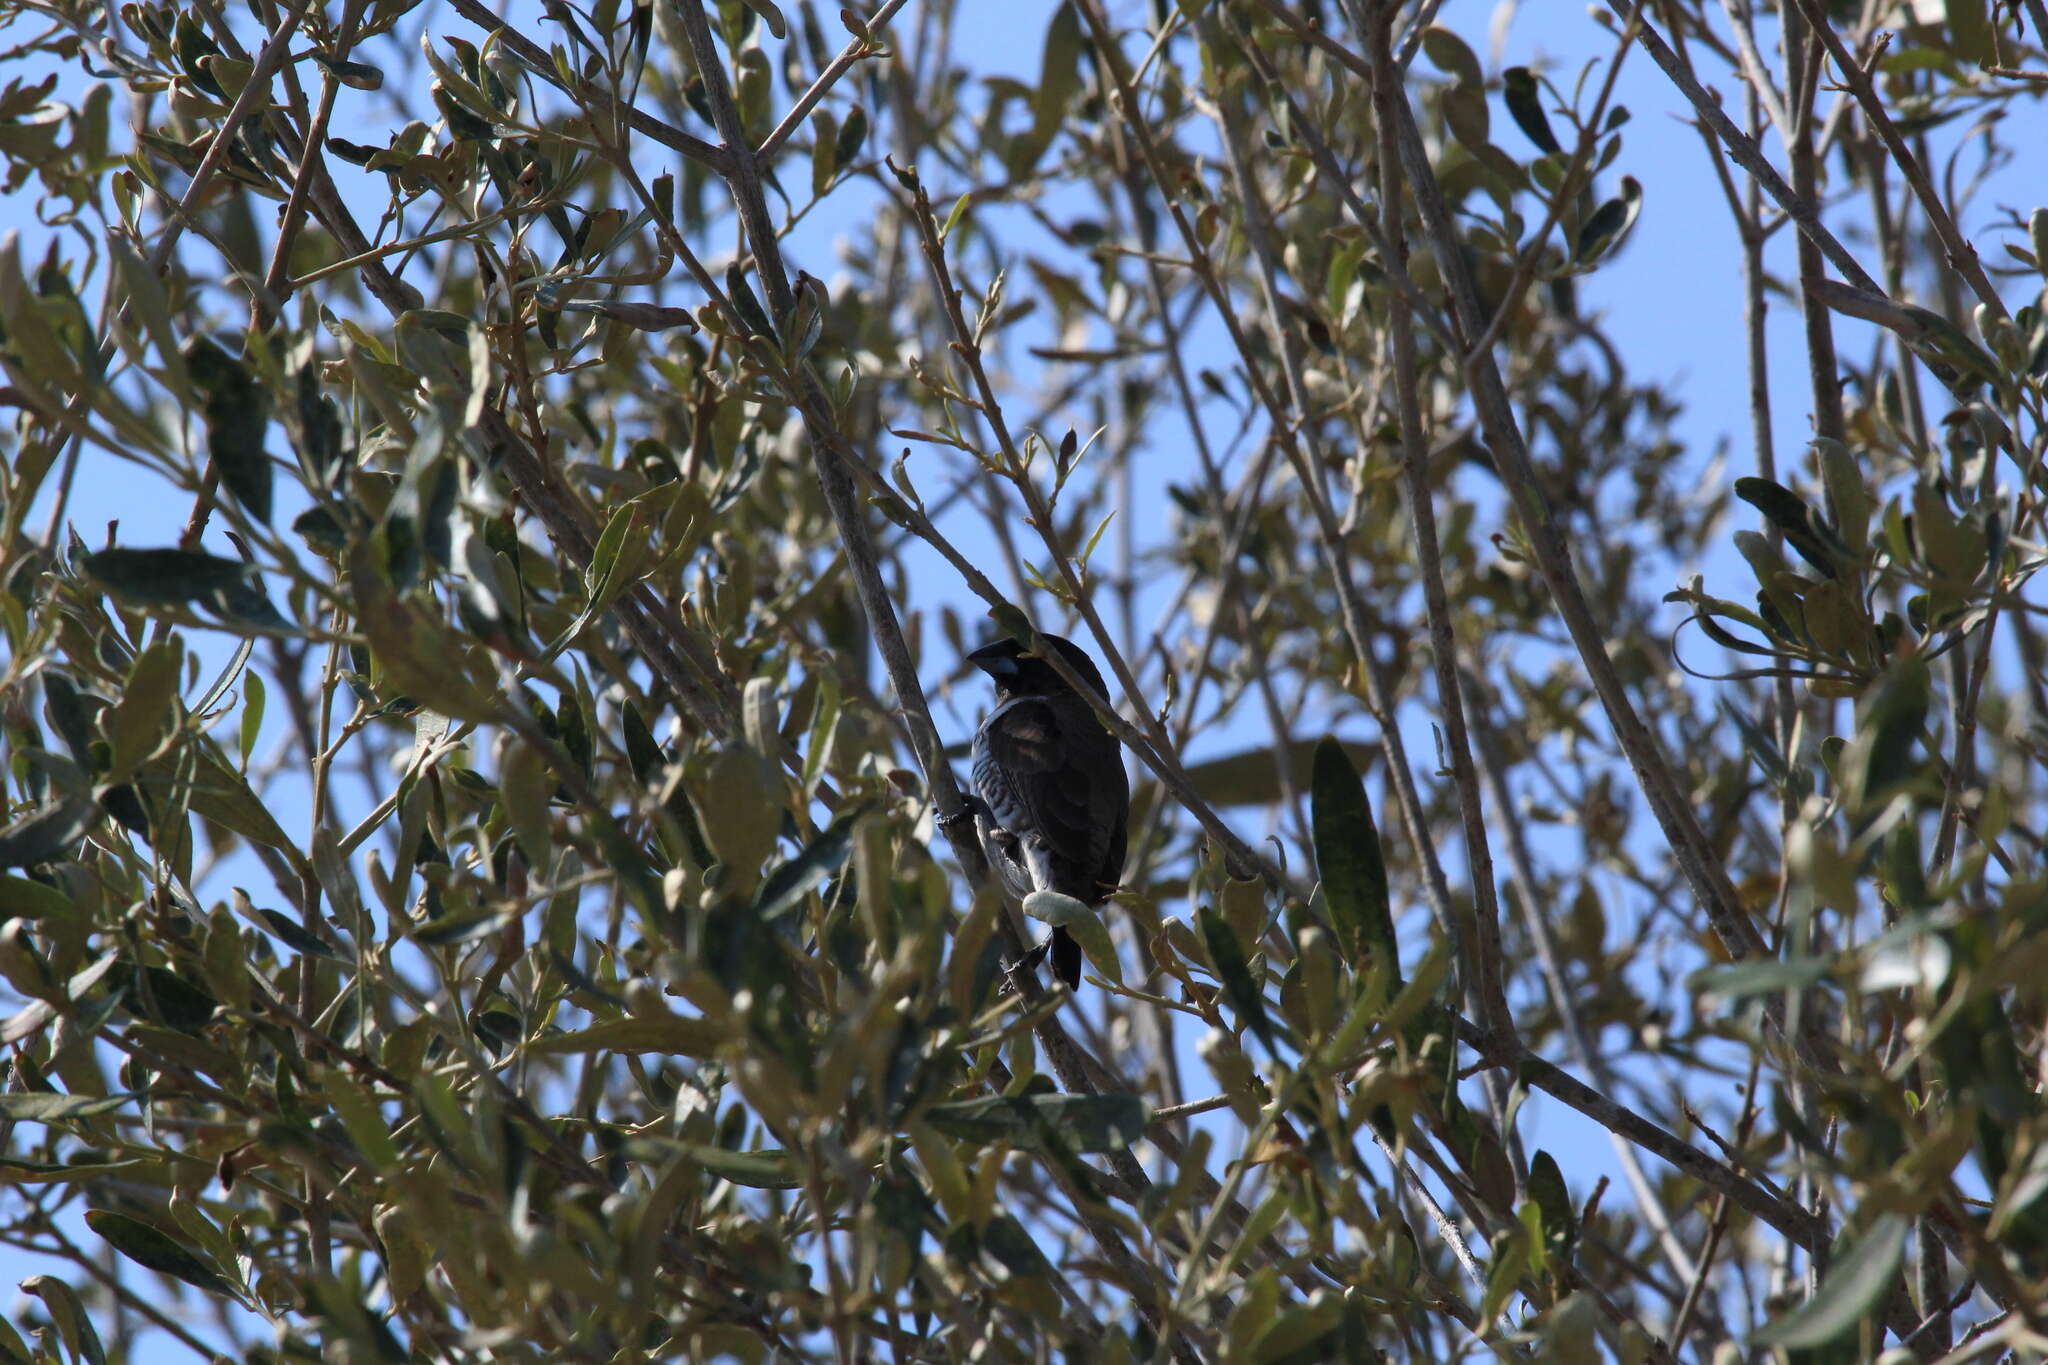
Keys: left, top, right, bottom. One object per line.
{"left": 1363, "top": 0, "right": 1513, "bottom": 1046}
{"left": 1593, "top": 0, "right": 1885, "bottom": 298}
{"left": 146, "top": 0, "right": 319, "bottom": 274}
{"left": 1369, "top": 1126, "right": 1486, "bottom": 1290}
{"left": 1784, "top": 7, "right": 1849, "bottom": 447}
{"left": 756, "top": 0, "right": 913, "bottom": 159}
{"left": 441, "top": 0, "right": 728, "bottom": 171}
{"left": 1470, "top": 676, "right": 1701, "bottom": 1291}
{"left": 1070, "top": 0, "right": 1466, "bottom": 945}
{"left": 1784, "top": 0, "right": 2008, "bottom": 318}
{"left": 1347, "top": 0, "right": 1772, "bottom": 975}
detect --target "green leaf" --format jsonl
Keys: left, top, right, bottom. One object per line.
{"left": 1479, "top": 1222, "right": 1529, "bottom": 1328}
{"left": 109, "top": 963, "right": 218, "bottom": 1033}
{"left": 1199, "top": 904, "right": 1272, "bottom": 1047}
{"left": 941, "top": 191, "right": 973, "bottom": 243}
{"left": 923, "top": 1093, "right": 1148, "bottom": 1153}
{"left": 833, "top": 104, "right": 868, "bottom": 176}
{"left": 1735, "top": 476, "right": 1849, "bottom": 578}
{"left": 1420, "top": 26, "right": 1482, "bottom": 87}
{"left": 2, "top": 1155, "right": 144, "bottom": 1184}
{"left": 736, "top": 0, "right": 785, "bottom": 38}
{"left": 623, "top": 701, "right": 665, "bottom": 786}
{"left": 82, "top": 547, "right": 253, "bottom": 607}
{"left": 1309, "top": 737, "right": 1397, "bottom": 981}
{"left": 1572, "top": 176, "right": 1642, "bottom": 265}
{"left": 311, "top": 54, "right": 384, "bottom": 89}
{"left": 348, "top": 546, "right": 498, "bottom": 722}
{"left": 810, "top": 107, "right": 839, "bottom": 194}
{"left": 172, "top": 744, "right": 295, "bottom": 851}
{"left": 247, "top": 900, "right": 339, "bottom": 965}
{"left": 1006, "top": 4, "right": 1083, "bottom": 178}
{"left": 1691, "top": 957, "right": 1830, "bottom": 1001}
{"left": 1753, "top": 1214, "right": 1907, "bottom": 1347}
{"left": 1023, "top": 890, "right": 1119, "bottom": 985}
{"left": 800, "top": 670, "right": 841, "bottom": 798}
{"left": 183, "top": 336, "right": 275, "bottom": 524}
{"left": 103, "top": 639, "right": 181, "bottom": 783}
{"left": 1248, "top": 1289, "right": 1348, "bottom": 1363}
{"left": 1501, "top": 68, "right": 1560, "bottom": 154}
{"left": 498, "top": 738, "right": 552, "bottom": 870}
{"left": 21, "top": 1275, "right": 108, "bottom": 1365}
{"left": 0, "top": 874, "right": 73, "bottom": 920}
{"left": 0, "top": 796, "right": 97, "bottom": 869}
{"left": 1947, "top": 0, "right": 1994, "bottom": 65}
{"left": 723, "top": 263, "right": 777, "bottom": 342}
{"left": 755, "top": 809, "right": 861, "bottom": 921}
{"left": 1841, "top": 654, "right": 1930, "bottom": 827}
{"left": 1813, "top": 438, "right": 1871, "bottom": 560}
{"left": 238, "top": 669, "right": 266, "bottom": 766}
{"left": 408, "top": 906, "right": 517, "bottom": 946}
{"left": 1184, "top": 738, "right": 1380, "bottom": 809}
{"left": 0, "top": 1091, "right": 138, "bottom": 1120}
{"left": 1526, "top": 1149, "right": 1576, "bottom": 1265}
{"left": 525, "top": 1013, "right": 727, "bottom": 1058}
{"left": 86, "top": 1209, "right": 234, "bottom": 1296}
{"left": 686, "top": 1144, "right": 801, "bottom": 1188}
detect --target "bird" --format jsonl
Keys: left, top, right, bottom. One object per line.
{"left": 963, "top": 632, "right": 1130, "bottom": 989}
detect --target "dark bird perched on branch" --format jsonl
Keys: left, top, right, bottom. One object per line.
{"left": 965, "top": 633, "right": 1130, "bottom": 989}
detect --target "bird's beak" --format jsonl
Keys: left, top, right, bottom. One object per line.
{"left": 967, "top": 643, "right": 1022, "bottom": 677}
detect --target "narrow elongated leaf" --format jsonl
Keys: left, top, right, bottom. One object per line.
{"left": 1005, "top": 5, "right": 1081, "bottom": 176}
{"left": 1692, "top": 958, "right": 1830, "bottom": 1000}
{"left": 22, "top": 1275, "right": 108, "bottom": 1365}
{"left": 0, "top": 796, "right": 96, "bottom": 868}
{"left": 1754, "top": 1214, "right": 1907, "bottom": 1347}
{"left": 1501, "top": 68, "right": 1561, "bottom": 153}
{"left": 0, "top": 873, "right": 72, "bottom": 919}
{"left": 1527, "top": 1149, "right": 1577, "bottom": 1264}
{"left": 1186, "top": 737, "right": 1379, "bottom": 809}
{"left": 810, "top": 107, "right": 839, "bottom": 193}
{"left": 86, "top": 1209, "right": 234, "bottom": 1295}
{"left": 1735, "top": 477, "right": 1847, "bottom": 578}
{"left": 1310, "top": 737, "right": 1397, "bottom": 980}
{"left": 104, "top": 640, "right": 181, "bottom": 782}
{"left": 183, "top": 336, "right": 274, "bottom": 523}
{"left": 82, "top": 548, "right": 252, "bottom": 607}
{"left": 755, "top": 809, "right": 861, "bottom": 921}
{"left": 1842, "top": 654, "right": 1930, "bottom": 827}
{"left": 1023, "top": 889, "right": 1119, "bottom": 985}
{"left": 0, "top": 1091, "right": 138, "bottom": 1120}
{"left": 1, "top": 1156, "right": 143, "bottom": 1184}
{"left": 525, "top": 1013, "right": 726, "bottom": 1058}
{"left": 687, "top": 1144, "right": 800, "bottom": 1188}
{"left": 833, "top": 104, "right": 867, "bottom": 175}
{"left": 1573, "top": 176, "right": 1642, "bottom": 265}
{"left": 1420, "top": 26, "right": 1482, "bottom": 86}
{"left": 924, "top": 1093, "right": 1148, "bottom": 1153}
{"left": 1199, "top": 904, "right": 1272, "bottom": 1047}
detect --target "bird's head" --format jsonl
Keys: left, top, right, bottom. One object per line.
{"left": 968, "top": 633, "right": 1112, "bottom": 703}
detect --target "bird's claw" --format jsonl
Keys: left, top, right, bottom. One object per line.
{"left": 934, "top": 796, "right": 990, "bottom": 831}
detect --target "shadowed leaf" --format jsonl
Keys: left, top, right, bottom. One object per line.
{"left": 87, "top": 1209, "right": 234, "bottom": 1296}
{"left": 1310, "top": 737, "right": 1396, "bottom": 980}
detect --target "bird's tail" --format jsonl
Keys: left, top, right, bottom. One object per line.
{"left": 1049, "top": 926, "right": 1082, "bottom": 990}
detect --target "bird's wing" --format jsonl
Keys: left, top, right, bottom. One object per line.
{"left": 972, "top": 696, "right": 1127, "bottom": 899}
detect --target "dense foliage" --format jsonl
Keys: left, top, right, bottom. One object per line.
{"left": 0, "top": 0, "right": 2045, "bottom": 1358}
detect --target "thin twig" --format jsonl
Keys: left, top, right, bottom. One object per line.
{"left": 146, "top": 0, "right": 319, "bottom": 274}
{"left": 756, "top": 0, "right": 913, "bottom": 158}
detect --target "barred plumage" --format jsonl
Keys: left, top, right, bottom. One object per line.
{"left": 966, "top": 634, "right": 1129, "bottom": 989}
